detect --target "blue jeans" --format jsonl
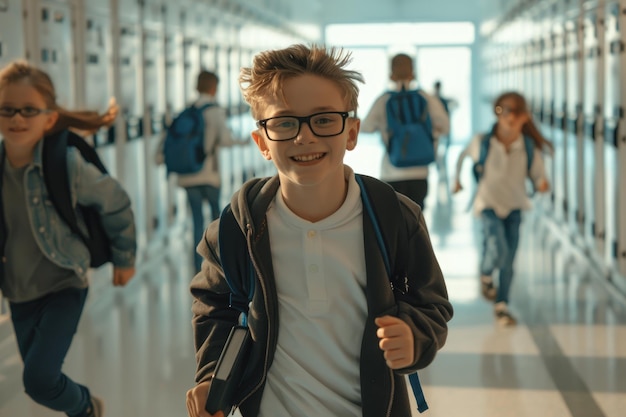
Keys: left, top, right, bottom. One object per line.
{"left": 480, "top": 209, "right": 522, "bottom": 304}
{"left": 10, "top": 287, "right": 91, "bottom": 417}
{"left": 185, "top": 184, "right": 221, "bottom": 272}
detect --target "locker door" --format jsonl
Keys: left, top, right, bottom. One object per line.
{"left": 582, "top": 6, "right": 602, "bottom": 250}
{"left": 83, "top": 12, "right": 114, "bottom": 148}
{"left": 616, "top": 0, "right": 626, "bottom": 281}
{"left": 593, "top": 2, "right": 607, "bottom": 256}
{"left": 565, "top": 16, "right": 583, "bottom": 232}
{"left": 553, "top": 12, "right": 568, "bottom": 221}
{"left": 30, "top": 0, "right": 75, "bottom": 108}
{"left": 0, "top": 0, "right": 26, "bottom": 67}
{"left": 183, "top": 37, "right": 200, "bottom": 105}
{"left": 142, "top": 21, "right": 166, "bottom": 241}
{"left": 604, "top": 1, "right": 622, "bottom": 271}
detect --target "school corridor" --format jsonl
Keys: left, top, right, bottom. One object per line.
{"left": 0, "top": 134, "right": 623, "bottom": 417}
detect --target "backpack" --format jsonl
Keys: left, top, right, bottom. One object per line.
{"left": 217, "top": 174, "right": 430, "bottom": 413}
{"left": 42, "top": 129, "right": 113, "bottom": 267}
{"left": 385, "top": 88, "right": 435, "bottom": 168}
{"left": 163, "top": 103, "right": 215, "bottom": 175}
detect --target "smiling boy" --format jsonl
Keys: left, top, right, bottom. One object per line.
{"left": 185, "top": 44, "right": 452, "bottom": 417}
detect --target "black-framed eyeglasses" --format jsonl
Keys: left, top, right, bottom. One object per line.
{"left": 0, "top": 106, "right": 51, "bottom": 118}
{"left": 256, "top": 111, "right": 354, "bottom": 141}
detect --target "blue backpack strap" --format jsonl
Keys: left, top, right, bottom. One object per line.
{"left": 355, "top": 174, "right": 429, "bottom": 413}
{"left": 522, "top": 135, "right": 534, "bottom": 173}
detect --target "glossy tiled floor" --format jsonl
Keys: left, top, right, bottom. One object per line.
{"left": 0, "top": 136, "right": 625, "bottom": 417}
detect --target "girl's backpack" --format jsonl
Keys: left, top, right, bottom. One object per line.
{"left": 42, "top": 129, "right": 112, "bottom": 267}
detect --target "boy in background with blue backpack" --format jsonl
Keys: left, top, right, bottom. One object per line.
{"left": 185, "top": 44, "right": 452, "bottom": 417}
{"left": 361, "top": 53, "right": 449, "bottom": 210}
{"left": 157, "top": 70, "right": 246, "bottom": 272}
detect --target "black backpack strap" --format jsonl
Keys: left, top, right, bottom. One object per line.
{"left": 66, "top": 132, "right": 108, "bottom": 173}
{"left": 218, "top": 204, "right": 255, "bottom": 318}
{"left": 217, "top": 178, "right": 269, "bottom": 321}
{"left": 355, "top": 174, "right": 429, "bottom": 413}
{"left": 42, "top": 130, "right": 86, "bottom": 243}
{"left": 0, "top": 146, "right": 7, "bottom": 274}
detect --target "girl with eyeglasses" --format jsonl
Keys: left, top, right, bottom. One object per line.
{"left": 452, "top": 91, "right": 554, "bottom": 326}
{"left": 0, "top": 60, "right": 137, "bottom": 417}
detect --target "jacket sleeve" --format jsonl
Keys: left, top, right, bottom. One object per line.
{"left": 395, "top": 194, "right": 453, "bottom": 372}
{"left": 190, "top": 219, "right": 242, "bottom": 383}
{"left": 69, "top": 148, "right": 136, "bottom": 268}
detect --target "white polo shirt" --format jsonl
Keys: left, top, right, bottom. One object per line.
{"left": 258, "top": 166, "right": 367, "bottom": 417}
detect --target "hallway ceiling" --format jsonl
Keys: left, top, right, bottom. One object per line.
{"left": 303, "top": 0, "right": 510, "bottom": 25}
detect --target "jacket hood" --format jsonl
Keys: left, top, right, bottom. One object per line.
{"left": 228, "top": 175, "right": 280, "bottom": 237}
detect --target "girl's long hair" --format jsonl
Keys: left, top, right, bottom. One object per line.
{"left": 494, "top": 91, "right": 554, "bottom": 153}
{"left": 0, "top": 60, "right": 113, "bottom": 134}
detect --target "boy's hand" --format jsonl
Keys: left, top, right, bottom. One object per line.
{"left": 375, "top": 315, "right": 414, "bottom": 369}
{"left": 113, "top": 267, "right": 135, "bottom": 286}
{"left": 186, "top": 382, "right": 224, "bottom": 417}
{"left": 452, "top": 180, "right": 462, "bottom": 194}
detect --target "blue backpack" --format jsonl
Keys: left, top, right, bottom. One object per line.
{"left": 163, "top": 103, "right": 215, "bottom": 175}
{"left": 385, "top": 88, "right": 435, "bottom": 168}
{"left": 218, "top": 175, "right": 430, "bottom": 414}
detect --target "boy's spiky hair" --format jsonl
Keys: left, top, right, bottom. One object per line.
{"left": 239, "top": 44, "right": 364, "bottom": 119}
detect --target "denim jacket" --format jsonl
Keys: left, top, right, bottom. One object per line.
{"left": 0, "top": 137, "right": 136, "bottom": 285}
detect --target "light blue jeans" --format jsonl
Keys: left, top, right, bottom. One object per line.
{"left": 185, "top": 185, "right": 221, "bottom": 272}
{"left": 480, "top": 209, "right": 522, "bottom": 304}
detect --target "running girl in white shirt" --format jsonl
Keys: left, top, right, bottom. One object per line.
{"left": 452, "top": 91, "right": 553, "bottom": 326}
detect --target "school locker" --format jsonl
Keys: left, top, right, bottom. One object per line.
{"left": 552, "top": 7, "right": 568, "bottom": 222}
{"left": 142, "top": 0, "right": 167, "bottom": 242}
{"left": 82, "top": 11, "right": 114, "bottom": 147}
{"left": 566, "top": 7, "right": 587, "bottom": 236}
{"left": 26, "top": 0, "right": 75, "bottom": 109}
{"left": 0, "top": 0, "right": 26, "bottom": 72}
{"left": 603, "top": 1, "right": 622, "bottom": 272}
{"left": 115, "top": 0, "right": 148, "bottom": 254}
{"left": 162, "top": 8, "right": 187, "bottom": 228}
{"left": 581, "top": 3, "right": 603, "bottom": 252}
{"left": 614, "top": 0, "right": 626, "bottom": 283}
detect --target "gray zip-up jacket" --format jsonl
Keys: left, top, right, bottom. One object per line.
{"left": 190, "top": 174, "right": 453, "bottom": 417}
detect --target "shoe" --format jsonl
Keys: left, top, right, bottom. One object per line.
{"left": 494, "top": 308, "right": 517, "bottom": 327}
{"left": 86, "top": 396, "right": 104, "bottom": 417}
{"left": 480, "top": 276, "right": 497, "bottom": 301}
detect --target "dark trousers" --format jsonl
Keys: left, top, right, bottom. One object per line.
{"left": 185, "top": 184, "right": 221, "bottom": 272}
{"left": 387, "top": 178, "right": 429, "bottom": 209}
{"left": 479, "top": 209, "right": 522, "bottom": 304}
{"left": 10, "top": 287, "right": 91, "bottom": 417}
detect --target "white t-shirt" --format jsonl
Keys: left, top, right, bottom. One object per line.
{"left": 258, "top": 166, "right": 367, "bottom": 417}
